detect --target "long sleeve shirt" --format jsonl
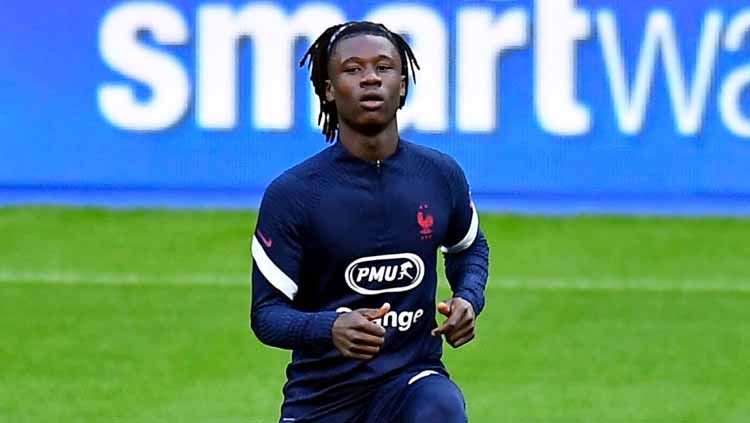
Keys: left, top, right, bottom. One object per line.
{"left": 250, "top": 139, "right": 489, "bottom": 421}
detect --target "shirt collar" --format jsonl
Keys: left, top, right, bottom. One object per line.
{"left": 330, "top": 137, "right": 405, "bottom": 166}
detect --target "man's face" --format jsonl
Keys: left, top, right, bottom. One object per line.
{"left": 326, "top": 34, "right": 406, "bottom": 135}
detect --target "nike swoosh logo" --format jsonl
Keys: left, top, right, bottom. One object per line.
{"left": 257, "top": 230, "right": 272, "bottom": 248}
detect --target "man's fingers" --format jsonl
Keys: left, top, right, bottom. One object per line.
{"left": 333, "top": 308, "right": 389, "bottom": 360}
{"left": 359, "top": 303, "right": 391, "bottom": 321}
{"left": 431, "top": 300, "right": 454, "bottom": 336}
{"left": 437, "top": 301, "right": 451, "bottom": 316}
{"left": 432, "top": 315, "right": 457, "bottom": 335}
{"left": 431, "top": 306, "right": 467, "bottom": 336}
{"left": 349, "top": 331, "right": 385, "bottom": 347}
{"left": 355, "top": 320, "right": 386, "bottom": 337}
{"left": 449, "top": 333, "right": 476, "bottom": 348}
{"left": 355, "top": 303, "right": 390, "bottom": 336}
{"left": 448, "top": 313, "right": 475, "bottom": 335}
{"left": 342, "top": 350, "right": 377, "bottom": 360}
{"left": 349, "top": 343, "right": 381, "bottom": 355}
{"left": 341, "top": 334, "right": 381, "bottom": 359}
{"left": 336, "top": 329, "right": 384, "bottom": 360}
{"left": 431, "top": 323, "right": 448, "bottom": 336}
{"left": 446, "top": 324, "right": 474, "bottom": 345}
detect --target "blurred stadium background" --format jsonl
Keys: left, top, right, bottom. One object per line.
{"left": 2, "top": 0, "right": 749, "bottom": 421}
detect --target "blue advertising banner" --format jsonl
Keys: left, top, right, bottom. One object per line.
{"left": 1, "top": 0, "right": 750, "bottom": 214}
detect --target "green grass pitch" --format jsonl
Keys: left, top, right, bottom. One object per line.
{"left": 1, "top": 207, "right": 749, "bottom": 422}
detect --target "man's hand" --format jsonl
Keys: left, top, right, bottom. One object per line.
{"left": 332, "top": 303, "right": 390, "bottom": 360}
{"left": 431, "top": 297, "right": 476, "bottom": 348}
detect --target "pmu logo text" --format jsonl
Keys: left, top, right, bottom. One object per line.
{"left": 345, "top": 253, "right": 424, "bottom": 295}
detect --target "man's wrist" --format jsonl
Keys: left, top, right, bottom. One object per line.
{"left": 453, "top": 292, "right": 480, "bottom": 316}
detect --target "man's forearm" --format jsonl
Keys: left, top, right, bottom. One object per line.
{"left": 251, "top": 304, "right": 339, "bottom": 351}
{"left": 444, "top": 229, "right": 490, "bottom": 315}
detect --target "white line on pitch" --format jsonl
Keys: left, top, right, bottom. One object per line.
{"left": 0, "top": 269, "right": 749, "bottom": 293}
{"left": 494, "top": 278, "right": 750, "bottom": 293}
{"left": 0, "top": 270, "right": 246, "bottom": 286}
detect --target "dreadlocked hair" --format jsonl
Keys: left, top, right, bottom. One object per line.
{"left": 299, "top": 21, "right": 420, "bottom": 142}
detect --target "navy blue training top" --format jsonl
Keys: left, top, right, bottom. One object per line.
{"left": 250, "top": 139, "right": 489, "bottom": 421}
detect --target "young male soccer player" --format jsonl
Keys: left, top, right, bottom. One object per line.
{"left": 250, "top": 21, "right": 489, "bottom": 422}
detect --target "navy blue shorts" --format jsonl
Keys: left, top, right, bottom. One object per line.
{"left": 280, "top": 369, "right": 468, "bottom": 423}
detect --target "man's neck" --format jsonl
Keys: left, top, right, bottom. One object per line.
{"left": 338, "top": 121, "right": 399, "bottom": 162}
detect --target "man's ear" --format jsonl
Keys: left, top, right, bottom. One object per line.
{"left": 325, "top": 80, "right": 335, "bottom": 103}
{"left": 400, "top": 75, "right": 406, "bottom": 97}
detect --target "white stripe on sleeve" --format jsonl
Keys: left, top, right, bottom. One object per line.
{"left": 408, "top": 370, "right": 439, "bottom": 385}
{"left": 440, "top": 201, "right": 479, "bottom": 254}
{"left": 251, "top": 236, "right": 298, "bottom": 300}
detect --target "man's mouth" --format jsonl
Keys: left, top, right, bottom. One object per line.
{"left": 360, "top": 93, "right": 384, "bottom": 110}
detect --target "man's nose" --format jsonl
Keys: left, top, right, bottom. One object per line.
{"left": 360, "top": 68, "right": 381, "bottom": 86}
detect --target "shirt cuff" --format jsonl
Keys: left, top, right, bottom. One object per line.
{"left": 453, "top": 276, "right": 486, "bottom": 316}
{"left": 304, "top": 310, "right": 339, "bottom": 348}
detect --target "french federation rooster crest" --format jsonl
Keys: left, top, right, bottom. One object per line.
{"left": 417, "top": 204, "right": 434, "bottom": 240}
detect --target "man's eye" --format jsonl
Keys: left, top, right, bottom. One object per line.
{"left": 377, "top": 65, "right": 393, "bottom": 71}
{"left": 344, "top": 67, "right": 360, "bottom": 74}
